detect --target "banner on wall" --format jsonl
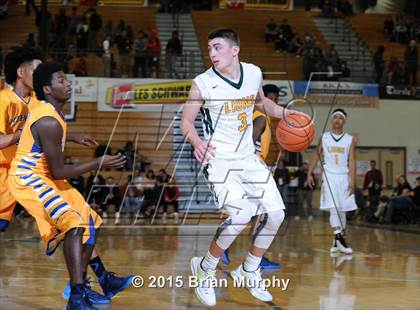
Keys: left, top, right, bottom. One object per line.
{"left": 379, "top": 84, "right": 420, "bottom": 100}
{"left": 73, "top": 77, "right": 98, "bottom": 102}
{"left": 220, "top": 0, "right": 293, "bottom": 10}
{"left": 97, "top": 78, "right": 192, "bottom": 111}
{"left": 293, "top": 81, "right": 379, "bottom": 107}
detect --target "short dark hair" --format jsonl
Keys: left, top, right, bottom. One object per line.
{"left": 332, "top": 108, "right": 347, "bottom": 117}
{"left": 33, "top": 63, "right": 63, "bottom": 101}
{"left": 370, "top": 160, "right": 376, "bottom": 164}
{"left": 263, "top": 84, "right": 279, "bottom": 97}
{"left": 4, "top": 46, "right": 44, "bottom": 84}
{"left": 208, "top": 28, "right": 240, "bottom": 46}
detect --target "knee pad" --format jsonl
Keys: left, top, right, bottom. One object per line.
{"left": 214, "top": 200, "right": 254, "bottom": 250}
{"left": 253, "top": 209, "right": 285, "bottom": 249}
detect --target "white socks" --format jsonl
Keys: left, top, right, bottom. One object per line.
{"left": 200, "top": 251, "right": 219, "bottom": 272}
{"left": 243, "top": 252, "right": 262, "bottom": 272}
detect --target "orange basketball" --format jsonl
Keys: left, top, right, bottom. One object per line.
{"left": 276, "top": 113, "right": 315, "bottom": 152}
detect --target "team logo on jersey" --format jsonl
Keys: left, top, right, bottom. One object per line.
{"left": 224, "top": 95, "right": 255, "bottom": 114}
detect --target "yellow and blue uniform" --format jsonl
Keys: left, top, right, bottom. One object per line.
{"left": 8, "top": 102, "right": 102, "bottom": 255}
{"left": 0, "top": 87, "right": 41, "bottom": 229}
{"left": 253, "top": 110, "right": 271, "bottom": 160}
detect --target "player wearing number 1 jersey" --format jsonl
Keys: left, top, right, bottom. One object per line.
{"left": 307, "top": 109, "right": 357, "bottom": 255}
{"left": 181, "top": 28, "right": 303, "bottom": 307}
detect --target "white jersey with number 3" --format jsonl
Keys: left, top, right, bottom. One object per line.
{"left": 322, "top": 132, "right": 353, "bottom": 175}
{"left": 194, "top": 62, "right": 262, "bottom": 160}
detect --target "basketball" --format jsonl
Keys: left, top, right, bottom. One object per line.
{"left": 276, "top": 112, "right": 315, "bottom": 152}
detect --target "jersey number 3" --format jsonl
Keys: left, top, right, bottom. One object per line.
{"left": 237, "top": 112, "right": 247, "bottom": 132}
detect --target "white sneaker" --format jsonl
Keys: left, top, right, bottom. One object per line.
{"left": 162, "top": 212, "right": 167, "bottom": 224}
{"left": 230, "top": 265, "right": 272, "bottom": 302}
{"left": 115, "top": 212, "right": 120, "bottom": 224}
{"left": 336, "top": 238, "right": 353, "bottom": 254}
{"left": 173, "top": 212, "right": 179, "bottom": 224}
{"left": 103, "top": 211, "right": 108, "bottom": 218}
{"left": 330, "top": 238, "right": 339, "bottom": 254}
{"left": 294, "top": 216, "right": 301, "bottom": 220}
{"left": 190, "top": 257, "right": 217, "bottom": 307}
{"left": 308, "top": 215, "right": 313, "bottom": 222}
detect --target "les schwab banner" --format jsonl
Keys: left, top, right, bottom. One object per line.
{"left": 97, "top": 78, "right": 294, "bottom": 112}
{"left": 219, "top": 0, "right": 293, "bottom": 10}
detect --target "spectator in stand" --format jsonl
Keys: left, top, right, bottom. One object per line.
{"left": 162, "top": 178, "right": 180, "bottom": 224}
{"left": 274, "top": 28, "right": 289, "bottom": 53}
{"left": 118, "top": 175, "right": 143, "bottom": 224}
{"left": 296, "top": 162, "right": 315, "bottom": 220}
{"left": 23, "top": 33, "right": 37, "bottom": 48}
{"left": 133, "top": 30, "right": 149, "bottom": 77}
{"left": 126, "top": 25, "right": 134, "bottom": 42}
{"left": 76, "top": 17, "right": 89, "bottom": 55}
{"left": 265, "top": 18, "right": 277, "bottom": 43}
{"left": 274, "top": 160, "right": 290, "bottom": 207}
{"left": 147, "top": 27, "right": 161, "bottom": 78}
{"left": 303, "top": 40, "right": 324, "bottom": 80}
{"left": 404, "top": 40, "right": 418, "bottom": 85}
{"left": 141, "top": 169, "right": 158, "bottom": 217}
{"left": 387, "top": 56, "right": 403, "bottom": 84}
{"left": 340, "top": 0, "right": 353, "bottom": 16}
{"left": 103, "top": 176, "right": 122, "bottom": 224}
{"left": 288, "top": 32, "right": 304, "bottom": 57}
{"left": 72, "top": 54, "right": 88, "bottom": 76}
{"left": 363, "top": 160, "right": 383, "bottom": 208}
{"left": 88, "top": 8, "right": 102, "bottom": 50}
{"left": 392, "top": 175, "right": 412, "bottom": 197}
{"left": 165, "top": 30, "right": 182, "bottom": 78}
{"left": 373, "top": 45, "right": 385, "bottom": 83}
{"left": 383, "top": 187, "right": 416, "bottom": 224}
{"left": 102, "top": 35, "right": 111, "bottom": 77}
{"left": 325, "top": 44, "right": 340, "bottom": 80}
{"left": 414, "top": 176, "right": 420, "bottom": 207}
{"left": 103, "top": 20, "right": 113, "bottom": 40}
{"left": 68, "top": 6, "right": 80, "bottom": 44}
{"left": 384, "top": 15, "right": 394, "bottom": 39}
{"left": 321, "top": 0, "right": 335, "bottom": 18}
{"left": 115, "top": 19, "right": 126, "bottom": 43}
{"left": 339, "top": 60, "right": 351, "bottom": 79}
{"left": 279, "top": 19, "right": 293, "bottom": 42}
{"left": 119, "top": 141, "right": 135, "bottom": 171}
{"left": 394, "top": 16, "right": 409, "bottom": 44}
{"left": 157, "top": 168, "right": 171, "bottom": 184}
{"left": 117, "top": 30, "right": 133, "bottom": 77}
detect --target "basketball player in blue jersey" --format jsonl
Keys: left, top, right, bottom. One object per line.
{"left": 307, "top": 109, "right": 357, "bottom": 255}
{"left": 182, "top": 28, "right": 305, "bottom": 306}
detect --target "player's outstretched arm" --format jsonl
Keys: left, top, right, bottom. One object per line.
{"left": 307, "top": 137, "right": 322, "bottom": 189}
{"left": 255, "top": 85, "right": 306, "bottom": 119}
{"left": 34, "top": 117, "right": 126, "bottom": 180}
{"left": 181, "top": 81, "right": 215, "bottom": 163}
{"left": 67, "top": 133, "right": 99, "bottom": 147}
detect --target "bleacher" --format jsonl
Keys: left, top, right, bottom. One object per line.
{"left": 192, "top": 9, "right": 327, "bottom": 80}
{"left": 347, "top": 14, "right": 406, "bottom": 60}
{"left": 65, "top": 103, "right": 176, "bottom": 177}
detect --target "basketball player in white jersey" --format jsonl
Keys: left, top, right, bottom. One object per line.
{"left": 181, "top": 28, "right": 302, "bottom": 307}
{"left": 307, "top": 109, "right": 357, "bottom": 255}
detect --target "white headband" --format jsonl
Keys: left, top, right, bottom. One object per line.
{"left": 332, "top": 111, "right": 347, "bottom": 119}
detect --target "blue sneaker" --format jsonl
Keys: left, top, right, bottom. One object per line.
{"left": 259, "top": 256, "right": 280, "bottom": 270}
{"left": 220, "top": 250, "right": 231, "bottom": 265}
{"left": 62, "top": 281, "right": 110, "bottom": 304}
{"left": 99, "top": 272, "right": 134, "bottom": 298}
{"left": 66, "top": 290, "right": 97, "bottom": 310}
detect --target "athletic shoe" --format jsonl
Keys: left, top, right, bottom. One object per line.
{"left": 220, "top": 250, "right": 231, "bottom": 265}
{"left": 99, "top": 272, "right": 134, "bottom": 298}
{"left": 62, "top": 281, "right": 110, "bottom": 304}
{"left": 162, "top": 212, "right": 168, "bottom": 224}
{"left": 259, "top": 256, "right": 280, "bottom": 270}
{"left": 115, "top": 212, "right": 121, "bottom": 224}
{"left": 330, "top": 235, "right": 352, "bottom": 254}
{"left": 230, "top": 264, "right": 272, "bottom": 302}
{"left": 190, "top": 256, "right": 217, "bottom": 307}
{"left": 66, "top": 289, "right": 97, "bottom": 310}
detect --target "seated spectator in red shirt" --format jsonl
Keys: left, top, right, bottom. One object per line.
{"left": 162, "top": 178, "right": 180, "bottom": 224}
{"left": 363, "top": 160, "right": 383, "bottom": 206}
